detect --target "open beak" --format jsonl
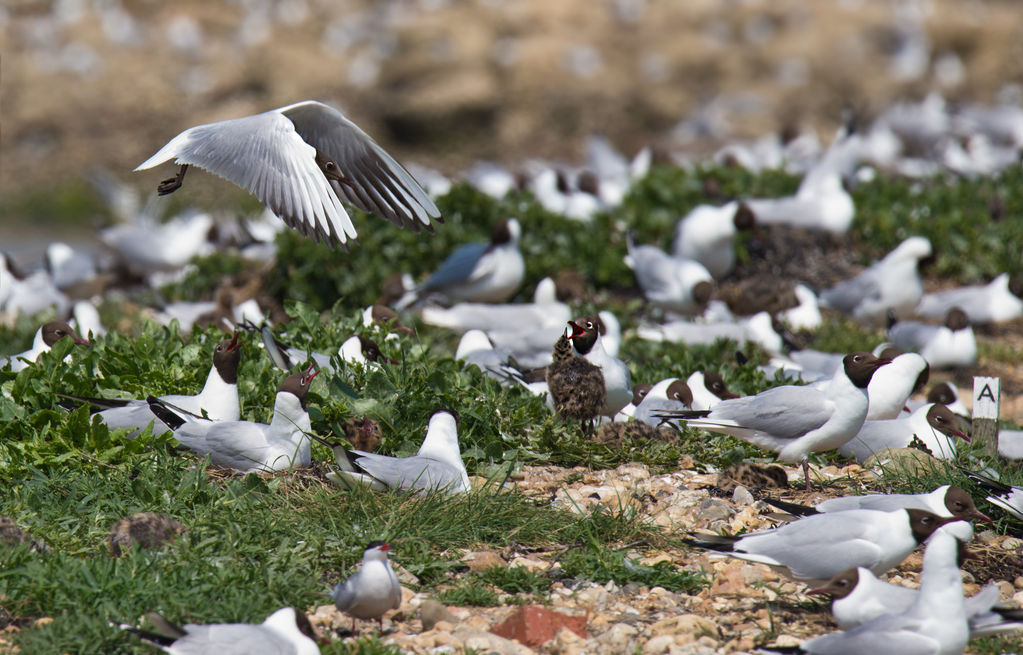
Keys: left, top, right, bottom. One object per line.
{"left": 566, "top": 320, "right": 585, "bottom": 339}
{"left": 303, "top": 365, "right": 320, "bottom": 385}
{"left": 226, "top": 331, "right": 241, "bottom": 351}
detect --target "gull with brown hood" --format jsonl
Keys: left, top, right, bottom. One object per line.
{"left": 62, "top": 333, "right": 241, "bottom": 437}
{"left": 1, "top": 321, "right": 89, "bottom": 372}
{"left": 658, "top": 352, "right": 890, "bottom": 490}
{"left": 147, "top": 365, "right": 318, "bottom": 473}
{"left": 763, "top": 485, "right": 991, "bottom": 524}
{"left": 888, "top": 307, "right": 977, "bottom": 369}
{"left": 395, "top": 219, "right": 524, "bottom": 309}
{"left": 566, "top": 316, "right": 634, "bottom": 417}
{"left": 839, "top": 403, "right": 970, "bottom": 463}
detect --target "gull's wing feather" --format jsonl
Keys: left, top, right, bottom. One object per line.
{"left": 351, "top": 453, "right": 463, "bottom": 492}
{"left": 136, "top": 109, "right": 357, "bottom": 249}
{"left": 706, "top": 385, "right": 834, "bottom": 440}
{"left": 281, "top": 101, "right": 440, "bottom": 232}
{"left": 418, "top": 242, "right": 489, "bottom": 292}
{"left": 801, "top": 623, "right": 938, "bottom": 655}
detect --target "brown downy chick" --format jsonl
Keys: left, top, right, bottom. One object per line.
{"left": 109, "top": 513, "right": 185, "bottom": 557}
{"left": 344, "top": 415, "right": 383, "bottom": 452}
{"left": 546, "top": 334, "right": 606, "bottom": 432}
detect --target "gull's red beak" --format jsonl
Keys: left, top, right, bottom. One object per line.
{"left": 226, "top": 331, "right": 241, "bottom": 351}
{"left": 303, "top": 365, "right": 319, "bottom": 384}
{"left": 567, "top": 320, "right": 585, "bottom": 339}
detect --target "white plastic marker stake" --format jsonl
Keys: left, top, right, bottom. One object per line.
{"left": 972, "top": 376, "right": 1000, "bottom": 455}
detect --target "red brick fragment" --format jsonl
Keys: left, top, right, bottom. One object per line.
{"left": 490, "top": 605, "right": 587, "bottom": 648}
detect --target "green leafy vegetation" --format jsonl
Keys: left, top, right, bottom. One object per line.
{"left": 3, "top": 162, "right": 1023, "bottom": 653}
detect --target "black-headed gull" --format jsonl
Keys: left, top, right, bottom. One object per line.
{"left": 331, "top": 541, "right": 402, "bottom": 632}
{"left": 819, "top": 236, "right": 933, "bottom": 324}
{"left": 888, "top": 307, "right": 977, "bottom": 369}
{"left": 101, "top": 209, "right": 215, "bottom": 276}
{"left": 567, "top": 316, "right": 633, "bottom": 417}
{"left": 625, "top": 233, "right": 713, "bottom": 315}
{"left": 811, "top": 567, "right": 1023, "bottom": 637}
{"left": 66, "top": 334, "right": 241, "bottom": 436}
{"left": 839, "top": 403, "right": 970, "bottom": 463}
{"left": 760, "top": 521, "right": 971, "bottom": 654}
{"left": 672, "top": 201, "right": 755, "bottom": 279}
{"left": 863, "top": 350, "right": 929, "bottom": 420}
{"left": 148, "top": 365, "right": 317, "bottom": 473}
{"left": 964, "top": 471, "right": 1023, "bottom": 522}
{"left": 119, "top": 607, "right": 319, "bottom": 654}
{"left": 396, "top": 219, "right": 524, "bottom": 308}
{"left": 420, "top": 277, "right": 569, "bottom": 333}
{"left": 764, "top": 485, "right": 990, "bottom": 524}
{"left": 686, "top": 370, "right": 739, "bottom": 411}
{"left": 658, "top": 353, "right": 888, "bottom": 489}
{"left": 326, "top": 410, "right": 470, "bottom": 494}
{"left": 906, "top": 381, "right": 969, "bottom": 418}
{"left": 547, "top": 334, "right": 606, "bottom": 431}
{"left": 687, "top": 508, "right": 956, "bottom": 585}
{"left": 916, "top": 273, "right": 1023, "bottom": 324}
{"left": 486, "top": 309, "right": 621, "bottom": 370}
{"left": 2, "top": 321, "right": 89, "bottom": 372}
{"left": 629, "top": 378, "right": 692, "bottom": 427}
{"left": 136, "top": 100, "right": 441, "bottom": 249}
{"left": 262, "top": 329, "right": 392, "bottom": 373}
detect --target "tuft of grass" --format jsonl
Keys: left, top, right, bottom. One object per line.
{"left": 475, "top": 565, "right": 552, "bottom": 596}
{"left": 435, "top": 582, "right": 500, "bottom": 607}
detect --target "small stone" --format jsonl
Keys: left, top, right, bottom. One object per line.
{"left": 108, "top": 513, "right": 184, "bottom": 557}
{"left": 548, "top": 625, "right": 586, "bottom": 655}
{"left": 731, "top": 485, "right": 755, "bottom": 506}
{"left": 864, "top": 448, "right": 943, "bottom": 476}
{"left": 462, "top": 550, "right": 506, "bottom": 572}
{"left": 392, "top": 563, "right": 420, "bottom": 586}
{"left": 643, "top": 634, "right": 675, "bottom": 653}
{"left": 773, "top": 634, "right": 802, "bottom": 647}
{"left": 697, "top": 498, "right": 733, "bottom": 523}
{"left": 997, "top": 581, "right": 1014, "bottom": 599}
{"left": 1014, "top": 576, "right": 1023, "bottom": 590}
{"left": 601, "top": 622, "right": 639, "bottom": 651}
{"left": 1003, "top": 538, "right": 1022, "bottom": 551}
{"left": 508, "top": 556, "right": 549, "bottom": 572}
{"left": 419, "top": 599, "right": 456, "bottom": 631}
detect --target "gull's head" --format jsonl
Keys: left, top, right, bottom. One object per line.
{"left": 279, "top": 364, "right": 319, "bottom": 408}
{"left": 42, "top": 320, "right": 90, "bottom": 347}
{"left": 926, "top": 405, "right": 970, "bottom": 444}
{"left": 842, "top": 352, "right": 888, "bottom": 389}
{"left": 566, "top": 317, "right": 599, "bottom": 355}
{"left": 942, "top": 486, "right": 990, "bottom": 524}
{"left": 213, "top": 332, "right": 241, "bottom": 383}
{"left": 363, "top": 540, "right": 392, "bottom": 561}
{"left": 491, "top": 218, "right": 521, "bottom": 246}
{"left": 807, "top": 568, "right": 860, "bottom": 600}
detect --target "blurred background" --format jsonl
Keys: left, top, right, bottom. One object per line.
{"left": 3, "top": 0, "right": 1022, "bottom": 214}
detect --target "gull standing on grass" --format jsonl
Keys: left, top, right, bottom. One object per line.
{"left": 331, "top": 541, "right": 403, "bottom": 633}
{"left": 135, "top": 100, "right": 441, "bottom": 250}
{"left": 657, "top": 352, "right": 889, "bottom": 490}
